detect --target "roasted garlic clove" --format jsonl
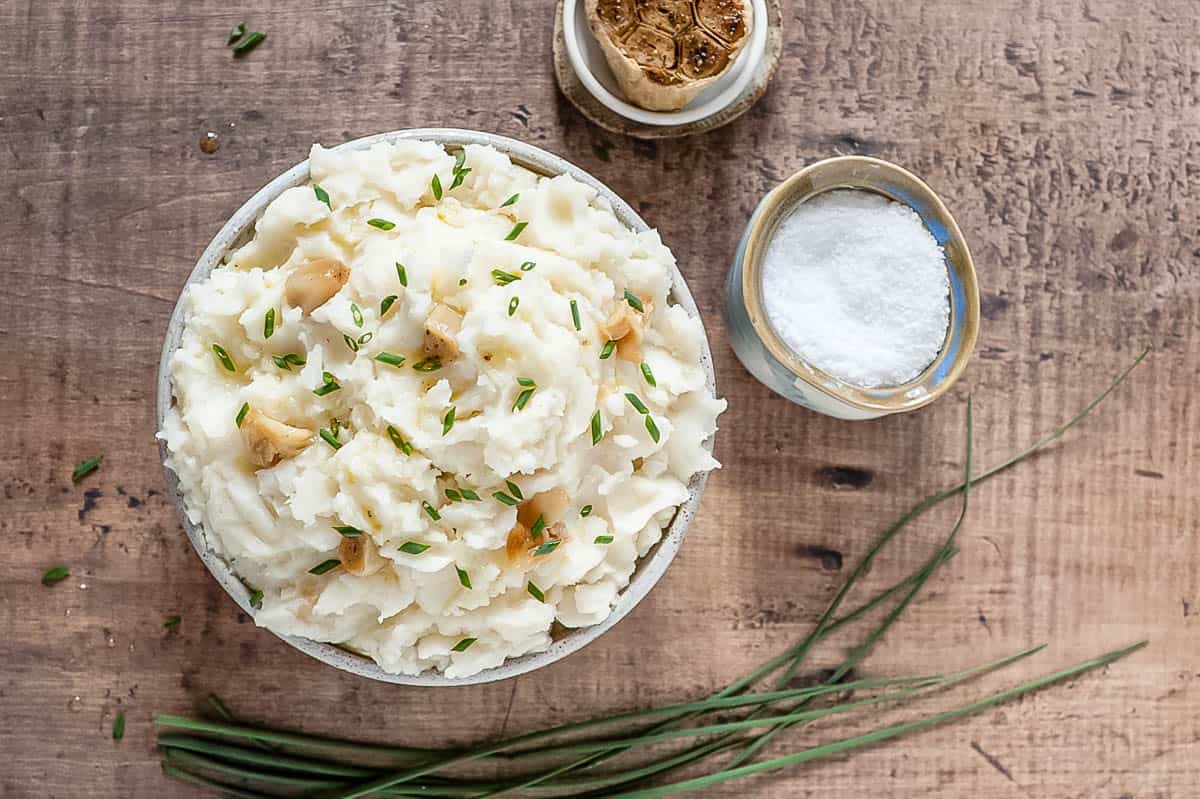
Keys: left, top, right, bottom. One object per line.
{"left": 517, "top": 488, "right": 570, "bottom": 530}
{"left": 284, "top": 257, "right": 350, "bottom": 314}
{"left": 240, "top": 409, "right": 313, "bottom": 468}
{"left": 339, "top": 534, "right": 386, "bottom": 577}
{"left": 423, "top": 303, "right": 463, "bottom": 363}
{"left": 600, "top": 302, "right": 652, "bottom": 363}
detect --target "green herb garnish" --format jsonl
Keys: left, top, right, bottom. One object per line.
{"left": 412, "top": 359, "right": 442, "bottom": 372}
{"left": 396, "top": 262, "right": 408, "bottom": 287}
{"left": 641, "top": 361, "right": 657, "bottom": 387}
{"left": 333, "top": 525, "right": 363, "bottom": 538}
{"left": 508, "top": 297, "right": 520, "bottom": 316}
{"left": 445, "top": 489, "right": 462, "bottom": 503}
{"left": 570, "top": 299, "right": 581, "bottom": 331}
{"left": 599, "top": 340, "right": 616, "bottom": 359}
{"left": 580, "top": 504, "right": 593, "bottom": 517}
{"left": 624, "top": 289, "right": 644, "bottom": 312}
{"left": 505, "top": 480, "right": 524, "bottom": 501}
{"left": 590, "top": 410, "right": 603, "bottom": 445}
{"left": 248, "top": 590, "right": 264, "bottom": 609}
{"left": 231, "top": 31, "right": 266, "bottom": 56}
{"left": 529, "top": 515, "right": 547, "bottom": 540}
{"left": 442, "top": 407, "right": 456, "bottom": 436}
{"left": 72, "top": 457, "right": 102, "bottom": 484}
{"left": 41, "top": 566, "right": 69, "bottom": 586}
{"left": 319, "top": 429, "right": 341, "bottom": 450}
{"left": 399, "top": 541, "right": 431, "bottom": 555}
{"left": 308, "top": 559, "right": 340, "bottom": 575}
{"left": 505, "top": 222, "right": 528, "bottom": 241}
{"left": 358, "top": 332, "right": 372, "bottom": 346}
{"left": 313, "top": 372, "right": 341, "bottom": 396}
{"left": 594, "top": 534, "right": 614, "bottom": 544}
{"left": 343, "top": 334, "right": 359, "bottom": 353}
{"left": 492, "top": 269, "right": 521, "bottom": 286}
{"left": 422, "top": 501, "right": 441, "bottom": 521}
{"left": 625, "top": 393, "right": 649, "bottom": 414}
{"left": 455, "top": 566, "right": 472, "bottom": 589}
{"left": 520, "top": 261, "right": 536, "bottom": 272}
{"left": 380, "top": 295, "right": 398, "bottom": 316}
{"left": 451, "top": 637, "right": 477, "bottom": 652}
{"left": 534, "top": 540, "right": 559, "bottom": 556}
{"left": 460, "top": 489, "right": 481, "bottom": 501}
{"left": 492, "top": 491, "right": 520, "bottom": 506}
{"left": 351, "top": 303, "right": 364, "bottom": 327}
{"left": 263, "top": 308, "right": 276, "bottom": 339}
{"left": 500, "top": 193, "right": 519, "bottom": 208}
{"left": 367, "top": 218, "right": 395, "bottom": 231}
{"left": 235, "top": 402, "right": 250, "bottom": 428}
{"left": 384, "top": 425, "right": 413, "bottom": 456}
{"left": 163, "top": 615, "right": 181, "bottom": 630}
{"left": 227, "top": 22, "right": 246, "bottom": 45}
{"left": 212, "top": 344, "right": 237, "bottom": 372}
{"left": 313, "top": 184, "right": 331, "bottom": 209}
{"left": 374, "top": 352, "right": 405, "bottom": 368}
{"left": 645, "top": 415, "right": 661, "bottom": 443}
{"left": 272, "top": 353, "right": 306, "bottom": 371}
{"left": 431, "top": 174, "right": 443, "bottom": 201}
{"left": 112, "top": 710, "right": 126, "bottom": 741}
{"left": 513, "top": 386, "right": 535, "bottom": 412}
{"left": 526, "top": 581, "right": 546, "bottom": 602}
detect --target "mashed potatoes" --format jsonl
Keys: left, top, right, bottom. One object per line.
{"left": 160, "top": 139, "right": 725, "bottom": 678}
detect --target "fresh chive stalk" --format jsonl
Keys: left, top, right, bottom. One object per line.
{"left": 235, "top": 403, "right": 250, "bottom": 428}
{"left": 533, "top": 540, "right": 559, "bottom": 556}
{"left": 460, "top": 489, "right": 481, "bottom": 501}
{"left": 644, "top": 415, "right": 661, "bottom": 443}
{"left": 350, "top": 303, "right": 364, "bottom": 327}
{"left": 313, "top": 184, "right": 331, "bottom": 209}
{"left": 529, "top": 515, "right": 546, "bottom": 540}
{"left": 624, "top": 289, "right": 644, "bottom": 312}
{"left": 455, "top": 566, "right": 472, "bottom": 589}
{"left": 263, "top": 308, "right": 276, "bottom": 339}
{"left": 500, "top": 193, "right": 519, "bottom": 208}
{"left": 113, "top": 711, "right": 126, "bottom": 741}
{"left": 231, "top": 31, "right": 266, "bottom": 56}
{"left": 599, "top": 340, "right": 616, "bottom": 359}
{"left": 570, "top": 299, "right": 581, "bottom": 331}
{"left": 492, "top": 269, "right": 520, "bottom": 286}
{"left": 396, "top": 263, "right": 408, "bottom": 287}
{"left": 641, "top": 362, "right": 656, "bottom": 387}
{"left": 273, "top": 353, "right": 306, "bottom": 371}
{"left": 319, "top": 429, "right": 341, "bottom": 450}
{"left": 380, "top": 295, "right": 398, "bottom": 316}
{"left": 367, "top": 218, "right": 395, "bottom": 231}
{"left": 422, "top": 501, "right": 440, "bottom": 521}
{"left": 399, "top": 541, "right": 430, "bottom": 555}
{"left": 313, "top": 372, "right": 340, "bottom": 396}
{"left": 72, "top": 457, "right": 102, "bottom": 483}
{"left": 308, "top": 559, "right": 340, "bottom": 575}
{"left": 333, "top": 525, "right": 363, "bottom": 538}
{"left": 412, "top": 359, "right": 441, "bottom": 372}
{"left": 493, "top": 491, "right": 520, "bottom": 506}
{"left": 227, "top": 22, "right": 246, "bottom": 44}
{"left": 505, "top": 480, "right": 523, "bottom": 501}
{"left": 590, "top": 410, "right": 603, "bottom": 445}
{"left": 594, "top": 535, "right": 614, "bottom": 544}
{"left": 526, "top": 582, "right": 545, "bottom": 602}
{"left": 451, "top": 638, "right": 477, "bottom": 652}
{"left": 248, "top": 590, "right": 264, "bottom": 609}
{"left": 42, "top": 566, "right": 70, "bottom": 586}
{"left": 386, "top": 425, "right": 413, "bottom": 456}
{"left": 343, "top": 334, "right": 359, "bottom": 353}
{"left": 442, "top": 407, "right": 455, "bottom": 436}
{"left": 519, "top": 261, "right": 536, "bottom": 272}
{"left": 212, "top": 344, "right": 237, "bottom": 372}
{"left": 580, "top": 505, "right": 593, "bottom": 517}
{"left": 508, "top": 297, "right": 520, "bottom": 316}
{"left": 505, "top": 222, "right": 527, "bottom": 241}
{"left": 374, "top": 352, "right": 405, "bottom": 368}
{"left": 625, "top": 393, "right": 648, "bottom": 414}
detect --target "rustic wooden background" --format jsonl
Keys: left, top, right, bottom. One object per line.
{"left": 2, "top": 1, "right": 1196, "bottom": 796}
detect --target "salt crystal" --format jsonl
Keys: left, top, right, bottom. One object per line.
{"left": 761, "top": 190, "right": 950, "bottom": 388}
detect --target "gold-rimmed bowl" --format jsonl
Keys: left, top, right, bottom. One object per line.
{"left": 724, "top": 156, "right": 979, "bottom": 419}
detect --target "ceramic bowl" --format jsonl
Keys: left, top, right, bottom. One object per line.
{"left": 725, "top": 155, "right": 980, "bottom": 419}
{"left": 156, "top": 129, "right": 718, "bottom": 685}
{"left": 562, "top": 0, "right": 769, "bottom": 126}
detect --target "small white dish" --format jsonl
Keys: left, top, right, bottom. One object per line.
{"left": 563, "top": 0, "right": 769, "bottom": 127}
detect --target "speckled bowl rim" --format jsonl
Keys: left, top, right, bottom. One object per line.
{"left": 156, "top": 128, "right": 718, "bottom": 686}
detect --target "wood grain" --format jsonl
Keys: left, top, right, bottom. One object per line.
{"left": 1, "top": 1, "right": 1197, "bottom": 797}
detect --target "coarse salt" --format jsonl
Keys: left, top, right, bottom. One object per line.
{"left": 760, "top": 190, "right": 950, "bottom": 388}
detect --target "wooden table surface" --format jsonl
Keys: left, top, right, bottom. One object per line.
{"left": 3, "top": 1, "right": 1197, "bottom": 796}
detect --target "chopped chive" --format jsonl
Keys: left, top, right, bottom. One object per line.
{"left": 505, "top": 221, "right": 528, "bottom": 241}
{"left": 454, "top": 151, "right": 466, "bottom": 171}
{"left": 505, "top": 480, "right": 524, "bottom": 501}
{"left": 526, "top": 581, "right": 546, "bottom": 602}
{"left": 333, "top": 525, "right": 363, "bottom": 538}
{"left": 396, "top": 262, "right": 408, "bottom": 287}
{"left": 493, "top": 491, "right": 520, "bottom": 506}
{"left": 431, "top": 174, "right": 443, "bottom": 201}
{"left": 329, "top": 417, "right": 342, "bottom": 437}
{"left": 530, "top": 514, "right": 546, "bottom": 540}
{"left": 599, "top": 340, "right": 616, "bottom": 359}
{"left": 72, "top": 457, "right": 102, "bottom": 483}
{"left": 319, "top": 429, "right": 341, "bottom": 450}
{"left": 163, "top": 615, "right": 181, "bottom": 630}
{"left": 442, "top": 407, "right": 456, "bottom": 436}
{"left": 641, "top": 361, "right": 657, "bottom": 386}
{"left": 594, "top": 534, "right": 614, "bottom": 544}
{"left": 212, "top": 344, "right": 237, "bottom": 372}
{"left": 112, "top": 710, "right": 126, "bottom": 741}
{"left": 624, "top": 289, "right": 645, "bottom": 312}
{"left": 517, "top": 376, "right": 536, "bottom": 387}
{"left": 580, "top": 504, "right": 593, "bottom": 517}
{"left": 645, "top": 414, "right": 661, "bottom": 443}
{"left": 313, "top": 184, "right": 331, "bottom": 209}
{"left": 500, "top": 193, "right": 519, "bottom": 208}
{"left": 374, "top": 352, "right": 405, "bottom": 368}
{"left": 357, "top": 332, "right": 373, "bottom": 346}
{"left": 343, "top": 334, "right": 359, "bottom": 353}
{"left": 421, "top": 501, "right": 441, "bottom": 521}
{"left": 231, "top": 31, "right": 266, "bottom": 56}
{"left": 380, "top": 295, "right": 398, "bottom": 316}
{"left": 508, "top": 297, "right": 520, "bottom": 316}
{"left": 519, "top": 261, "right": 536, "bottom": 272}
{"left": 273, "top": 353, "right": 306, "bottom": 371}
{"left": 248, "top": 590, "right": 264, "bottom": 609}
{"left": 534, "top": 540, "right": 560, "bottom": 556}
{"left": 445, "top": 488, "right": 462, "bottom": 503}
{"left": 492, "top": 269, "right": 521, "bottom": 285}
{"left": 308, "top": 559, "right": 340, "bottom": 575}
{"left": 451, "top": 637, "right": 477, "bottom": 652}
{"left": 455, "top": 566, "right": 472, "bottom": 589}
{"left": 412, "top": 359, "right": 442, "bottom": 372}
{"left": 263, "top": 308, "right": 276, "bottom": 339}
{"left": 513, "top": 388, "right": 535, "bottom": 412}
{"left": 399, "top": 541, "right": 431, "bottom": 555}
{"left": 272, "top": 355, "right": 291, "bottom": 370}
{"left": 41, "top": 566, "right": 69, "bottom": 586}
{"left": 570, "top": 299, "right": 581, "bottom": 331}
{"left": 449, "top": 168, "right": 470, "bottom": 191}
{"left": 351, "top": 303, "right": 364, "bottom": 327}
{"left": 386, "top": 425, "right": 413, "bottom": 456}
{"left": 625, "top": 393, "right": 649, "bottom": 414}
{"left": 368, "top": 218, "right": 395, "bottom": 230}
{"left": 227, "top": 22, "right": 246, "bottom": 45}
{"left": 459, "top": 278, "right": 468, "bottom": 286}
{"left": 235, "top": 402, "right": 250, "bottom": 428}
{"left": 313, "top": 372, "right": 341, "bottom": 396}
{"left": 591, "top": 410, "right": 603, "bottom": 445}
{"left": 460, "top": 489, "right": 481, "bottom": 501}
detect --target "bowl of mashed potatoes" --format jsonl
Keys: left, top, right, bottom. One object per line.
{"left": 157, "top": 129, "right": 725, "bottom": 685}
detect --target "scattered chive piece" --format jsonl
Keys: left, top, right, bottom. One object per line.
{"left": 163, "top": 615, "right": 181, "bottom": 630}
{"left": 526, "top": 581, "right": 546, "bottom": 602}
{"left": 492, "top": 269, "right": 521, "bottom": 285}
{"left": 231, "top": 31, "right": 266, "bottom": 56}
{"left": 645, "top": 414, "right": 661, "bottom": 443}
{"left": 319, "top": 429, "right": 342, "bottom": 450}
{"left": 500, "top": 193, "right": 519, "bottom": 208}
{"left": 374, "top": 352, "right": 405, "bottom": 368}
{"left": 308, "top": 559, "right": 340, "bottom": 575}
{"left": 593, "top": 141, "right": 611, "bottom": 162}
{"left": 445, "top": 488, "right": 462, "bottom": 503}
{"left": 454, "top": 151, "right": 466, "bottom": 171}
{"left": 508, "top": 297, "right": 520, "bottom": 316}
{"left": 451, "top": 637, "right": 477, "bottom": 652}
{"left": 580, "top": 504, "right": 593, "bottom": 517}
{"left": 570, "top": 299, "right": 581, "bottom": 331}
{"left": 333, "top": 525, "right": 363, "bottom": 538}
{"left": 513, "top": 388, "right": 535, "bottom": 411}
{"left": 72, "top": 457, "right": 102, "bottom": 484}
{"left": 530, "top": 515, "right": 547, "bottom": 540}
{"left": 493, "top": 491, "right": 519, "bottom": 506}
{"left": 313, "top": 184, "right": 331, "bottom": 209}
{"left": 591, "top": 410, "right": 603, "bottom": 445}
{"left": 505, "top": 221, "right": 528, "bottom": 241}
{"left": 442, "top": 407, "right": 456, "bottom": 436}
{"left": 431, "top": 174, "right": 443, "bottom": 201}
{"left": 449, "top": 168, "right": 471, "bottom": 191}
{"left": 412, "top": 359, "right": 442, "bottom": 372}
{"left": 380, "top": 295, "right": 398, "bottom": 316}
{"left": 505, "top": 480, "right": 524, "bottom": 501}
{"left": 517, "top": 376, "right": 536, "bottom": 387}
{"left": 599, "top": 340, "right": 616, "bottom": 359}
{"left": 41, "top": 566, "right": 69, "bottom": 586}
{"left": 624, "top": 289, "right": 645, "bottom": 312}
{"left": 343, "top": 334, "right": 359, "bottom": 353}
{"left": 351, "top": 303, "right": 364, "bottom": 327}
{"left": 235, "top": 402, "right": 250, "bottom": 428}
{"left": 422, "top": 501, "right": 441, "bottom": 521}
{"left": 357, "top": 332, "right": 373, "bottom": 346}
{"left": 534, "top": 540, "right": 560, "bottom": 556}
{"left": 329, "top": 417, "right": 343, "bottom": 437}
{"left": 459, "top": 278, "right": 468, "bottom": 286}
{"left": 455, "top": 566, "right": 472, "bottom": 589}
{"left": 273, "top": 353, "right": 306, "bottom": 371}
{"left": 112, "top": 710, "right": 126, "bottom": 741}
{"left": 367, "top": 218, "right": 395, "bottom": 231}
{"left": 248, "top": 589, "right": 264, "bottom": 609}
{"left": 396, "top": 262, "right": 408, "bottom": 287}
{"left": 313, "top": 372, "right": 341, "bottom": 396}
{"left": 263, "top": 308, "right": 276, "bottom": 339}
{"left": 625, "top": 393, "right": 649, "bottom": 414}
{"left": 641, "top": 361, "right": 657, "bottom": 386}
{"left": 594, "top": 534, "right": 614, "bottom": 544}
{"left": 460, "top": 489, "right": 481, "bottom": 501}
{"left": 211, "top": 344, "right": 236, "bottom": 372}
{"left": 386, "top": 425, "right": 414, "bottom": 456}
{"left": 519, "top": 261, "right": 536, "bottom": 272}
{"left": 399, "top": 541, "right": 431, "bottom": 555}
{"left": 227, "top": 22, "right": 246, "bottom": 45}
